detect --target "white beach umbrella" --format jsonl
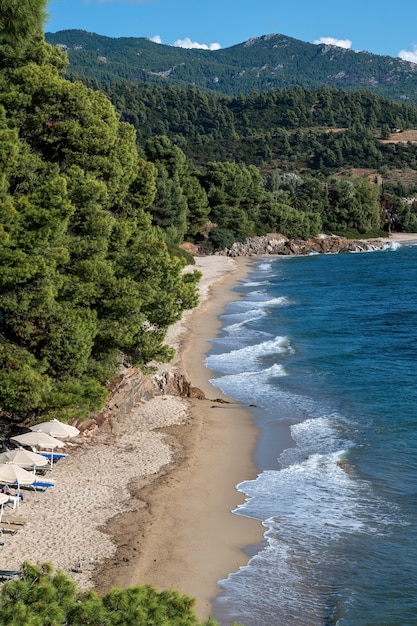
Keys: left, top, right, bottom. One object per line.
{"left": 30, "top": 418, "right": 79, "bottom": 439}
{"left": 0, "top": 463, "right": 35, "bottom": 510}
{"left": 0, "top": 462, "right": 35, "bottom": 486}
{"left": 0, "top": 448, "right": 49, "bottom": 470}
{"left": 10, "top": 431, "right": 65, "bottom": 450}
{"left": 10, "top": 431, "right": 66, "bottom": 468}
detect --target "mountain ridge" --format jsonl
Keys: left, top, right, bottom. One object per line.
{"left": 45, "top": 30, "right": 417, "bottom": 102}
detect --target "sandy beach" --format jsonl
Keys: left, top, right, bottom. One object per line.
{"left": 374, "top": 232, "right": 417, "bottom": 244}
{"left": 1, "top": 231, "right": 416, "bottom": 619}
{"left": 0, "top": 254, "right": 262, "bottom": 620}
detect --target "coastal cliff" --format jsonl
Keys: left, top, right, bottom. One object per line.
{"left": 219, "top": 233, "right": 387, "bottom": 256}
{"left": 77, "top": 369, "right": 207, "bottom": 437}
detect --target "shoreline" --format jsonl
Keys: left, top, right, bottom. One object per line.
{"left": 94, "top": 255, "right": 263, "bottom": 618}
{"left": 371, "top": 232, "right": 417, "bottom": 245}
{"left": 2, "top": 233, "right": 416, "bottom": 619}
{"left": 106, "top": 231, "right": 417, "bottom": 617}
{"left": 0, "top": 254, "right": 263, "bottom": 623}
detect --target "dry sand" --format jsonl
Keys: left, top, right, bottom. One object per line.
{"left": 0, "top": 254, "right": 262, "bottom": 620}
{"left": 374, "top": 232, "right": 417, "bottom": 244}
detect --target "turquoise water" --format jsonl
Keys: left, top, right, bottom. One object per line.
{"left": 208, "top": 243, "right": 417, "bottom": 626}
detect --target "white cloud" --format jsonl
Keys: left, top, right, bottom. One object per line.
{"left": 148, "top": 35, "right": 221, "bottom": 50}
{"left": 398, "top": 46, "right": 417, "bottom": 64}
{"left": 314, "top": 37, "right": 352, "bottom": 50}
{"left": 173, "top": 37, "right": 221, "bottom": 51}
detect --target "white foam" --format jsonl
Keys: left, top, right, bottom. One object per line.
{"left": 226, "top": 309, "right": 268, "bottom": 325}
{"left": 259, "top": 295, "right": 291, "bottom": 308}
{"left": 209, "top": 363, "right": 287, "bottom": 404}
{"left": 236, "top": 447, "right": 398, "bottom": 542}
{"left": 223, "top": 317, "right": 270, "bottom": 334}
{"left": 385, "top": 240, "right": 402, "bottom": 251}
{"left": 206, "top": 336, "right": 293, "bottom": 373}
{"left": 239, "top": 279, "right": 271, "bottom": 287}
{"left": 257, "top": 262, "right": 273, "bottom": 271}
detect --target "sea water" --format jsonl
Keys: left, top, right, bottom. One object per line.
{"left": 208, "top": 243, "right": 417, "bottom": 626}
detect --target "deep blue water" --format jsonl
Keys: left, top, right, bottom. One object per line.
{"left": 207, "top": 243, "right": 417, "bottom": 626}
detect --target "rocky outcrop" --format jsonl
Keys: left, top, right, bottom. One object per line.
{"left": 151, "top": 371, "right": 206, "bottom": 399}
{"left": 2, "top": 362, "right": 207, "bottom": 439}
{"left": 219, "top": 233, "right": 387, "bottom": 257}
{"left": 76, "top": 368, "right": 206, "bottom": 436}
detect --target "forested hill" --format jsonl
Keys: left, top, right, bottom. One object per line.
{"left": 44, "top": 30, "right": 417, "bottom": 102}
{"left": 3, "top": 3, "right": 417, "bottom": 428}
{"left": 99, "top": 82, "right": 417, "bottom": 170}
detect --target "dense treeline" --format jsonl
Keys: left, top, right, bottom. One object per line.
{"left": 98, "top": 81, "right": 417, "bottom": 172}
{"left": 139, "top": 135, "right": 417, "bottom": 250}
{"left": 2, "top": 0, "right": 417, "bottom": 425}
{"left": 89, "top": 82, "right": 417, "bottom": 244}
{"left": 0, "top": 562, "right": 221, "bottom": 625}
{"left": 0, "top": 1, "right": 200, "bottom": 422}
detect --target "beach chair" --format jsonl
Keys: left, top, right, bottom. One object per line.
{"left": 31, "top": 480, "right": 55, "bottom": 492}
{"left": 0, "top": 523, "right": 20, "bottom": 535}
{"left": 20, "top": 479, "right": 55, "bottom": 492}
{"left": 4, "top": 494, "right": 22, "bottom": 510}
{"left": 1, "top": 515, "right": 27, "bottom": 526}
{"left": 0, "top": 570, "right": 20, "bottom": 581}
{"left": 38, "top": 452, "right": 67, "bottom": 464}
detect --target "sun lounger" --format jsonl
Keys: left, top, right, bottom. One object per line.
{"left": 31, "top": 480, "right": 55, "bottom": 492}
{"left": 1, "top": 515, "right": 27, "bottom": 526}
{"left": 0, "top": 570, "right": 20, "bottom": 581}
{"left": 0, "top": 523, "right": 20, "bottom": 535}
{"left": 38, "top": 452, "right": 67, "bottom": 463}
{"left": 20, "top": 480, "right": 55, "bottom": 492}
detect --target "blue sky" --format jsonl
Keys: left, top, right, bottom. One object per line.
{"left": 46, "top": 0, "right": 417, "bottom": 62}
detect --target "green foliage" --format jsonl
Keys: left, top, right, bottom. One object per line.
{"left": 208, "top": 228, "right": 237, "bottom": 251}
{"left": 0, "top": 17, "right": 200, "bottom": 421}
{"left": 144, "top": 135, "right": 209, "bottom": 238}
{"left": 0, "top": 562, "right": 221, "bottom": 626}
{"left": 201, "top": 161, "right": 266, "bottom": 238}
{"left": 45, "top": 30, "right": 417, "bottom": 103}
{"left": 90, "top": 80, "right": 417, "bottom": 181}
{"left": 0, "top": 342, "right": 51, "bottom": 413}
{"left": 0, "top": 0, "right": 47, "bottom": 43}
{"left": 258, "top": 199, "right": 322, "bottom": 239}
{"left": 169, "top": 246, "right": 196, "bottom": 266}
{"left": 323, "top": 177, "right": 381, "bottom": 233}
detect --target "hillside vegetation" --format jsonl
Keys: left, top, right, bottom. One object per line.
{"left": 0, "top": 2, "right": 201, "bottom": 423}
{"left": 0, "top": 562, "right": 219, "bottom": 626}
{"left": 99, "top": 82, "right": 417, "bottom": 170}
{"left": 95, "top": 82, "right": 417, "bottom": 244}
{"left": 45, "top": 30, "right": 417, "bottom": 102}
{"left": 3, "top": 9, "right": 417, "bottom": 427}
